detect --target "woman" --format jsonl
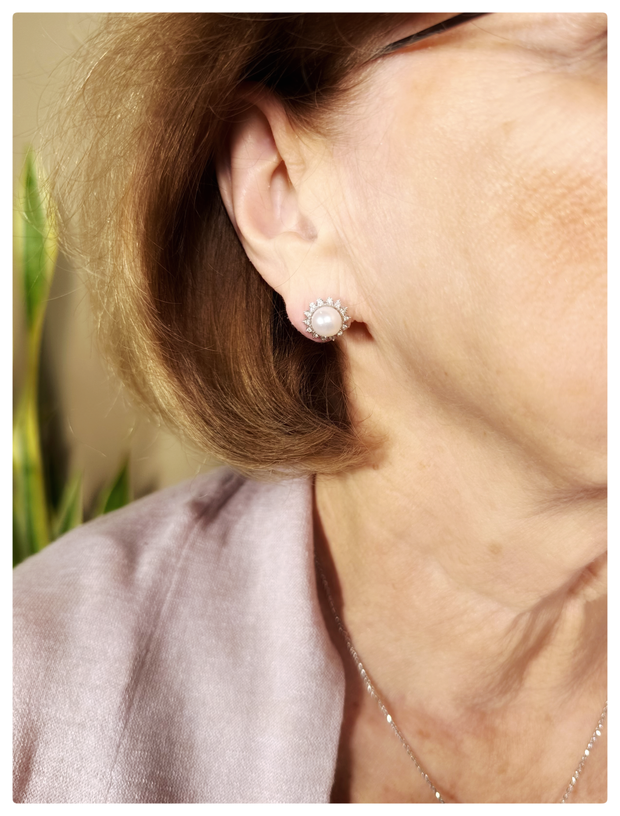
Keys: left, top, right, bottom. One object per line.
{"left": 13, "top": 13, "right": 607, "bottom": 803}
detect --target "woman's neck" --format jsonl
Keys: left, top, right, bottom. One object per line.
{"left": 314, "top": 384, "right": 607, "bottom": 802}
{"left": 314, "top": 368, "right": 607, "bottom": 724}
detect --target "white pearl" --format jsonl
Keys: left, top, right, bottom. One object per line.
{"left": 310, "top": 305, "right": 343, "bottom": 337}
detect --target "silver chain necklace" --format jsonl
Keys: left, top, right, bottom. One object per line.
{"left": 316, "top": 559, "right": 607, "bottom": 804}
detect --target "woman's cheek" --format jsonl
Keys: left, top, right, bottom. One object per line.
{"left": 486, "top": 80, "right": 606, "bottom": 290}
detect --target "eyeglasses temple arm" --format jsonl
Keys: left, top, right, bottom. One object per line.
{"left": 373, "top": 12, "right": 491, "bottom": 60}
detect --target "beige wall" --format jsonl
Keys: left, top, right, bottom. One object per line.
{"left": 14, "top": 14, "right": 217, "bottom": 511}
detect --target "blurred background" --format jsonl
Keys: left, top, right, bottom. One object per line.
{"left": 13, "top": 13, "right": 217, "bottom": 527}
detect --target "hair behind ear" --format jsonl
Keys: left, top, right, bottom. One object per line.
{"left": 47, "top": 13, "right": 398, "bottom": 476}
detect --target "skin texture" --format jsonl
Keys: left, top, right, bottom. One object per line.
{"left": 217, "top": 13, "right": 607, "bottom": 802}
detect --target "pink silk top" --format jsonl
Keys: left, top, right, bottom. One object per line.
{"left": 13, "top": 468, "right": 345, "bottom": 802}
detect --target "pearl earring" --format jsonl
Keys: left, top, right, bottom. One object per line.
{"left": 303, "top": 297, "right": 351, "bottom": 341}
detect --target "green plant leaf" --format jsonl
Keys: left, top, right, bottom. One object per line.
{"left": 15, "top": 149, "right": 58, "bottom": 339}
{"left": 93, "top": 458, "right": 131, "bottom": 517}
{"left": 51, "top": 472, "right": 83, "bottom": 541}
{"left": 13, "top": 148, "right": 58, "bottom": 566}
{"left": 13, "top": 504, "right": 28, "bottom": 568}
{"left": 13, "top": 394, "right": 49, "bottom": 561}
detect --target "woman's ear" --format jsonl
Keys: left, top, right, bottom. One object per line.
{"left": 216, "top": 94, "right": 315, "bottom": 291}
{"left": 216, "top": 92, "right": 360, "bottom": 342}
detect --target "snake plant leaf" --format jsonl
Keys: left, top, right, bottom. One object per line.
{"left": 13, "top": 395, "right": 49, "bottom": 559}
{"left": 51, "top": 472, "right": 83, "bottom": 541}
{"left": 13, "top": 148, "right": 58, "bottom": 565}
{"left": 13, "top": 515, "right": 27, "bottom": 569}
{"left": 15, "top": 149, "right": 58, "bottom": 339}
{"left": 93, "top": 458, "right": 131, "bottom": 517}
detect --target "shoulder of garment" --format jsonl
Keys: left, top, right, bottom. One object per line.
{"left": 13, "top": 467, "right": 344, "bottom": 803}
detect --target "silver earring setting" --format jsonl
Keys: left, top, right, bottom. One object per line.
{"left": 304, "top": 298, "right": 350, "bottom": 341}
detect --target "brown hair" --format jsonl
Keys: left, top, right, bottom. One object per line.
{"left": 48, "top": 13, "right": 406, "bottom": 478}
